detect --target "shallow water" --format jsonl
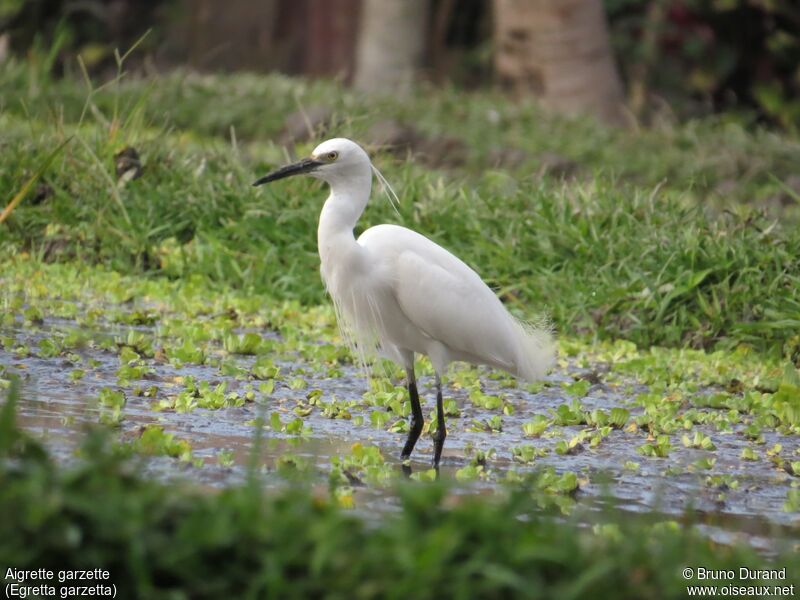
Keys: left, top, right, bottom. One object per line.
{"left": 1, "top": 311, "right": 798, "bottom": 550}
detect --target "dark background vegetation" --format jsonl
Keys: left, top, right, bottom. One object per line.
{"left": 1, "top": 0, "right": 799, "bottom": 128}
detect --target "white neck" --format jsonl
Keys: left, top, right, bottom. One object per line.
{"left": 317, "top": 168, "right": 372, "bottom": 281}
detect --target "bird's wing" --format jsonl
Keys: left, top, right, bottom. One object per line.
{"left": 392, "top": 246, "right": 516, "bottom": 370}
{"left": 358, "top": 224, "right": 553, "bottom": 380}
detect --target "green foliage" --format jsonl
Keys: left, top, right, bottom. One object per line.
{"left": 165, "top": 339, "right": 206, "bottom": 365}
{"left": 511, "top": 444, "right": 548, "bottom": 464}
{"left": 637, "top": 435, "right": 673, "bottom": 458}
{"left": 251, "top": 357, "right": 281, "bottom": 380}
{"left": 468, "top": 386, "right": 503, "bottom": 410}
{"left": 535, "top": 468, "right": 580, "bottom": 495}
{"left": 740, "top": 447, "right": 759, "bottom": 461}
{"left": 606, "top": 0, "right": 800, "bottom": 129}
{"left": 522, "top": 415, "right": 550, "bottom": 437}
{"left": 681, "top": 431, "right": 716, "bottom": 451}
{"left": 608, "top": 407, "right": 631, "bottom": 429}
{"left": 97, "top": 387, "right": 126, "bottom": 425}
{"left": 551, "top": 402, "right": 588, "bottom": 427}
{"left": 223, "top": 332, "right": 264, "bottom": 355}
{"left": 562, "top": 379, "right": 591, "bottom": 398}
{"left": 330, "top": 443, "right": 393, "bottom": 489}
{"left": 133, "top": 425, "right": 193, "bottom": 461}
{"left": 554, "top": 435, "right": 587, "bottom": 456}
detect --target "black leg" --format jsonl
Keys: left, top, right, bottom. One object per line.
{"left": 401, "top": 370, "right": 424, "bottom": 461}
{"left": 432, "top": 373, "right": 447, "bottom": 470}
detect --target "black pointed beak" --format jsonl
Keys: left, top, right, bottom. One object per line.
{"left": 252, "top": 158, "right": 324, "bottom": 186}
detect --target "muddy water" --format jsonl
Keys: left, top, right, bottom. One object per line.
{"left": 2, "top": 314, "right": 798, "bottom": 549}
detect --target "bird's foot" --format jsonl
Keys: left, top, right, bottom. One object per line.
{"left": 400, "top": 457, "right": 412, "bottom": 478}
{"left": 430, "top": 460, "right": 441, "bottom": 480}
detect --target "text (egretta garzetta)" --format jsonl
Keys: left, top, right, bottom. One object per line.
{"left": 253, "top": 138, "right": 555, "bottom": 469}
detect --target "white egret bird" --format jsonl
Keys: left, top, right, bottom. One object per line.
{"left": 253, "top": 138, "right": 554, "bottom": 468}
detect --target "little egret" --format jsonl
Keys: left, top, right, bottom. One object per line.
{"left": 253, "top": 138, "right": 554, "bottom": 468}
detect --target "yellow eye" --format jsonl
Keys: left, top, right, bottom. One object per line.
{"left": 326, "top": 151, "right": 339, "bottom": 161}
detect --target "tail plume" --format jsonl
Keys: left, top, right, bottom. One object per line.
{"left": 511, "top": 317, "right": 556, "bottom": 382}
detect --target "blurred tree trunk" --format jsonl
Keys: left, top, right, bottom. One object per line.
{"left": 185, "top": 0, "right": 280, "bottom": 71}
{"left": 305, "top": 0, "right": 361, "bottom": 80}
{"left": 492, "top": 0, "right": 626, "bottom": 126}
{"left": 354, "top": 0, "right": 429, "bottom": 95}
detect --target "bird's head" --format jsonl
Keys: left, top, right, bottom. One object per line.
{"left": 252, "top": 138, "right": 371, "bottom": 187}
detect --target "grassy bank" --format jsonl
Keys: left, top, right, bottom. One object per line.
{"left": 1, "top": 59, "right": 799, "bottom": 354}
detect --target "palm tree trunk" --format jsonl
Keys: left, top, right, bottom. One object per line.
{"left": 493, "top": 0, "right": 626, "bottom": 125}
{"left": 353, "top": 0, "right": 429, "bottom": 95}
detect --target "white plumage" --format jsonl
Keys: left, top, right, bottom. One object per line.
{"left": 254, "top": 138, "right": 555, "bottom": 468}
